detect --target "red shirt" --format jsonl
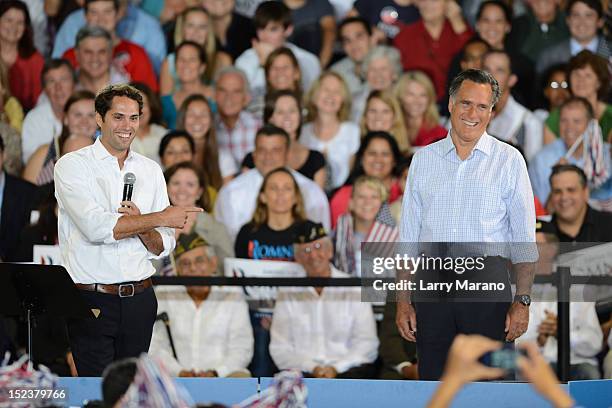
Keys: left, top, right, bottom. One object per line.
{"left": 63, "top": 39, "right": 158, "bottom": 92}
{"left": 394, "top": 20, "right": 472, "bottom": 101}
{"left": 413, "top": 124, "right": 448, "bottom": 147}
{"left": 9, "top": 52, "right": 44, "bottom": 111}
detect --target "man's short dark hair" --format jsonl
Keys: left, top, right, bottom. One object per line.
{"left": 448, "top": 69, "right": 501, "bottom": 107}
{"left": 101, "top": 358, "right": 137, "bottom": 407}
{"left": 559, "top": 96, "right": 594, "bottom": 120}
{"left": 482, "top": 49, "right": 514, "bottom": 74}
{"left": 476, "top": 0, "right": 513, "bottom": 23}
{"left": 338, "top": 16, "right": 372, "bottom": 37}
{"left": 255, "top": 124, "right": 290, "bottom": 147}
{"left": 566, "top": 0, "right": 603, "bottom": 17}
{"left": 550, "top": 164, "right": 588, "bottom": 188}
{"left": 95, "top": 84, "right": 143, "bottom": 120}
{"left": 254, "top": 1, "right": 292, "bottom": 30}
{"left": 84, "top": 0, "right": 119, "bottom": 12}
{"left": 75, "top": 25, "right": 113, "bottom": 49}
{"left": 41, "top": 58, "right": 75, "bottom": 88}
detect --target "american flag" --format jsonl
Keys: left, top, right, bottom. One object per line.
{"left": 582, "top": 119, "right": 609, "bottom": 189}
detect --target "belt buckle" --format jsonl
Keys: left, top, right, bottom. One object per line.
{"left": 118, "top": 283, "right": 135, "bottom": 297}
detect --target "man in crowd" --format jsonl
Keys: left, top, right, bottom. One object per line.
{"left": 397, "top": 69, "right": 537, "bottom": 380}
{"left": 149, "top": 232, "right": 253, "bottom": 377}
{"left": 21, "top": 59, "right": 75, "bottom": 164}
{"left": 52, "top": 0, "right": 166, "bottom": 73}
{"left": 73, "top": 26, "right": 128, "bottom": 93}
{"left": 214, "top": 67, "right": 262, "bottom": 170}
{"left": 529, "top": 97, "right": 612, "bottom": 206}
{"left": 214, "top": 125, "right": 330, "bottom": 240}
{"left": 61, "top": 0, "right": 158, "bottom": 91}
{"left": 331, "top": 17, "right": 373, "bottom": 98}
{"left": 483, "top": 50, "right": 543, "bottom": 161}
{"left": 270, "top": 221, "right": 379, "bottom": 378}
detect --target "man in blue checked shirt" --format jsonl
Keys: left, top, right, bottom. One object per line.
{"left": 396, "top": 69, "right": 538, "bottom": 380}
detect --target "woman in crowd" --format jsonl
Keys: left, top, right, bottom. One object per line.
{"left": 161, "top": 41, "right": 211, "bottom": 129}
{"left": 161, "top": 161, "right": 233, "bottom": 275}
{"left": 160, "top": 6, "right": 231, "bottom": 93}
{"left": 0, "top": 59, "right": 22, "bottom": 131}
{"left": 241, "top": 90, "right": 326, "bottom": 189}
{"left": 534, "top": 64, "right": 570, "bottom": 122}
{"left": 0, "top": 0, "right": 43, "bottom": 111}
{"left": 333, "top": 176, "right": 399, "bottom": 276}
{"left": 23, "top": 90, "right": 96, "bottom": 185}
{"left": 360, "top": 90, "right": 408, "bottom": 154}
{"left": 394, "top": 71, "right": 448, "bottom": 149}
{"left": 234, "top": 167, "right": 307, "bottom": 378}
{"left": 330, "top": 131, "right": 403, "bottom": 227}
{"left": 130, "top": 82, "right": 167, "bottom": 164}
{"left": 177, "top": 94, "right": 235, "bottom": 187}
{"left": 544, "top": 51, "right": 612, "bottom": 143}
{"left": 301, "top": 71, "right": 360, "bottom": 191}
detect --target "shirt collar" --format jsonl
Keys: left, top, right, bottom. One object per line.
{"left": 92, "top": 137, "right": 136, "bottom": 163}
{"left": 436, "top": 130, "right": 493, "bottom": 158}
{"left": 570, "top": 36, "right": 599, "bottom": 55}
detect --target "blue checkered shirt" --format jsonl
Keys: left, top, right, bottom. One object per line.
{"left": 400, "top": 132, "right": 537, "bottom": 263}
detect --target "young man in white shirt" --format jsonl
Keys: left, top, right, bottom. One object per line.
{"left": 149, "top": 232, "right": 253, "bottom": 377}
{"left": 269, "top": 221, "right": 379, "bottom": 378}
{"left": 214, "top": 125, "right": 330, "bottom": 240}
{"left": 55, "top": 83, "right": 203, "bottom": 376}
{"left": 235, "top": 1, "right": 320, "bottom": 113}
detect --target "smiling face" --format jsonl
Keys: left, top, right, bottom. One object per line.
{"left": 340, "top": 21, "right": 371, "bottom": 63}
{"left": 176, "top": 44, "right": 205, "bottom": 84}
{"left": 182, "top": 9, "right": 209, "bottom": 46}
{"left": 361, "top": 138, "right": 395, "bottom": 179}
{"left": 314, "top": 75, "right": 344, "bottom": 116}
{"left": 253, "top": 134, "right": 289, "bottom": 176}
{"left": 184, "top": 99, "right": 211, "bottom": 140}
{"left": 448, "top": 80, "right": 494, "bottom": 145}
{"left": 161, "top": 137, "right": 193, "bottom": 168}
{"left": 400, "top": 80, "right": 429, "bottom": 119}
{"left": 350, "top": 183, "right": 384, "bottom": 223}
{"left": 367, "top": 57, "right": 396, "bottom": 91}
{"left": 544, "top": 70, "right": 570, "bottom": 108}
{"left": 76, "top": 36, "right": 112, "bottom": 79}
{"left": 260, "top": 171, "right": 297, "bottom": 216}
{"left": 0, "top": 7, "right": 25, "bottom": 45}
{"left": 84, "top": 0, "right": 117, "bottom": 35}
{"left": 44, "top": 65, "right": 75, "bottom": 114}
{"left": 569, "top": 64, "right": 601, "bottom": 100}
{"left": 549, "top": 170, "right": 589, "bottom": 225}
{"left": 97, "top": 96, "right": 140, "bottom": 157}
{"left": 215, "top": 72, "right": 249, "bottom": 117}
{"left": 270, "top": 95, "right": 300, "bottom": 138}
{"left": 559, "top": 102, "right": 590, "bottom": 149}
{"left": 566, "top": 1, "right": 602, "bottom": 43}
{"left": 65, "top": 98, "right": 97, "bottom": 139}
{"left": 476, "top": 4, "right": 510, "bottom": 49}
{"left": 267, "top": 54, "right": 299, "bottom": 91}
{"left": 167, "top": 167, "right": 203, "bottom": 207}
{"left": 365, "top": 97, "right": 394, "bottom": 132}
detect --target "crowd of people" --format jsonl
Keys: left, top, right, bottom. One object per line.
{"left": 0, "top": 0, "right": 611, "bottom": 384}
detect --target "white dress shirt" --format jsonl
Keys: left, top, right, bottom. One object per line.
{"left": 300, "top": 122, "right": 360, "bottom": 189}
{"left": 518, "top": 300, "right": 602, "bottom": 367}
{"left": 21, "top": 100, "right": 62, "bottom": 164}
{"left": 214, "top": 168, "right": 331, "bottom": 240}
{"left": 270, "top": 266, "right": 379, "bottom": 373}
{"left": 487, "top": 95, "right": 544, "bottom": 161}
{"left": 235, "top": 43, "right": 321, "bottom": 101}
{"left": 54, "top": 138, "right": 175, "bottom": 284}
{"left": 149, "top": 286, "right": 254, "bottom": 377}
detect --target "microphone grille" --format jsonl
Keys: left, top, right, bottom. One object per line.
{"left": 124, "top": 172, "right": 136, "bottom": 185}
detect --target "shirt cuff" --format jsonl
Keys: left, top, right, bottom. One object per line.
{"left": 396, "top": 361, "right": 413, "bottom": 375}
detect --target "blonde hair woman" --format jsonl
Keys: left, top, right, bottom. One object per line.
{"left": 360, "top": 90, "right": 409, "bottom": 153}
{"left": 394, "top": 71, "right": 447, "bottom": 148}
{"left": 160, "top": 6, "right": 232, "bottom": 94}
{"left": 301, "top": 71, "right": 360, "bottom": 190}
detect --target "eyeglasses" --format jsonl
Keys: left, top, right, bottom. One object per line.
{"left": 549, "top": 81, "right": 568, "bottom": 89}
{"left": 300, "top": 242, "right": 325, "bottom": 254}
{"left": 178, "top": 256, "right": 209, "bottom": 269}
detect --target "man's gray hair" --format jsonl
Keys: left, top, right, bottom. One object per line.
{"left": 214, "top": 66, "right": 251, "bottom": 95}
{"left": 361, "top": 45, "right": 403, "bottom": 79}
{"left": 448, "top": 69, "right": 501, "bottom": 107}
{"left": 75, "top": 25, "right": 113, "bottom": 49}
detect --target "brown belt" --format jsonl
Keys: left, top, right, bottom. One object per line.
{"left": 75, "top": 278, "right": 152, "bottom": 297}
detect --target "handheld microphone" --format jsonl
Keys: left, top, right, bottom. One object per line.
{"left": 122, "top": 172, "right": 136, "bottom": 205}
